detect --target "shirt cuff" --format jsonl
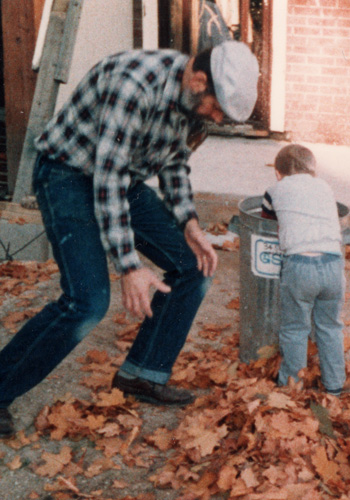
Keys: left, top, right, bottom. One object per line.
{"left": 178, "top": 211, "right": 199, "bottom": 230}
{"left": 110, "top": 250, "right": 143, "bottom": 276}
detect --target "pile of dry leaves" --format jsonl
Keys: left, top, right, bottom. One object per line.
{"left": 1, "top": 253, "right": 350, "bottom": 500}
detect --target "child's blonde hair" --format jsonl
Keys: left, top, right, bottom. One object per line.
{"left": 275, "top": 144, "right": 316, "bottom": 177}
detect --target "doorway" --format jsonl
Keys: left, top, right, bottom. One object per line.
{"left": 163, "top": 0, "right": 272, "bottom": 134}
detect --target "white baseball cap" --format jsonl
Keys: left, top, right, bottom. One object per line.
{"left": 210, "top": 41, "right": 259, "bottom": 122}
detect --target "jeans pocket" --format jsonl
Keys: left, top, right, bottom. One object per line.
{"left": 34, "top": 158, "right": 95, "bottom": 227}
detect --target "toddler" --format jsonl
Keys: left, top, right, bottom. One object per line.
{"left": 261, "top": 144, "right": 345, "bottom": 395}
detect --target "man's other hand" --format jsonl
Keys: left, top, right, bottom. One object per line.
{"left": 184, "top": 218, "right": 218, "bottom": 277}
{"left": 121, "top": 268, "right": 171, "bottom": 319}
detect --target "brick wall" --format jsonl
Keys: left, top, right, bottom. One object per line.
{"left": 285, "top": 0, "right": 350, "bottom": 145}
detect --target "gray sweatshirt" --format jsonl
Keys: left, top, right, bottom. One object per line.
{"left": 262, "top": 174, "right": 342, "bottom": 255}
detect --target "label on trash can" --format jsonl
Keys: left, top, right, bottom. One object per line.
{"left": 251, "top": 234, "right": 283, "bottom": 278}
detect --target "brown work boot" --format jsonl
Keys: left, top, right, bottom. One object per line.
{"left": 0, "top": 408, "right": 15, "bottom": 438}
{"left": 112, "top": 372, "right": 195, "bottom": 406}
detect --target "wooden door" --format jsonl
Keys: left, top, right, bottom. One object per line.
{"left": 2, "top": 0, "right": 45, "bottom": 194}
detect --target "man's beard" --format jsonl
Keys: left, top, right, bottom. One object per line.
{"left": 181, "top": 88, "right": 210, "bottom": 120}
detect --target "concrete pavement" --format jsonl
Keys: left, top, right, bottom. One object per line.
{"left": 189, "top": 136, "right": 350, "bottom": 207}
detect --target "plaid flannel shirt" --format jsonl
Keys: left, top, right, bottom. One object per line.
{"left": 35, "top": 50, "right": 206, "bottom": 274}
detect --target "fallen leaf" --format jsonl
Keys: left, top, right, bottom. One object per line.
{"left": 96, "top": 422, "right": 122, "bottom": 437}
{"left": 241, "top": 467, "right": 260, "bottom": 488}
{"left": 112, "top": 479, "right": 129, "bottom": 489}
{"left": 34, "top": 446, "right": 72, "bottom": 477}
{"left": 146, "top": 427, "right": 174, "bottom": 451}
{"left": 94, "top": 388, "right": 126, "bottom": 407}
{"left": 47, "top": 403, "right": 83, "bottom": 440}
{"left": 6, "top": 455, "right": 22, "bottom": 470}
{"left": 84, "top": 457, "right": 118, "bottom": 478}
{"left": 311, "top": 446, "right": 340, "bottom": 483}
{"left": 225, "top": 297, "right": 240, "bottom": 310}
{"left": 182, "top": 424, "right": 228, "bottom": 457}
{"left": 217, "top": 465, "right": 237, "bottom": 490}
{"left": 267, "top": 392, "right": 296, "bottom": 409}
{"left": 28, "top": 493, "right": 40, "bottom": 499}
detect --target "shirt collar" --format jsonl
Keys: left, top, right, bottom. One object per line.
{"left": 158, "top": 53, "right": 190, "bottom": 114}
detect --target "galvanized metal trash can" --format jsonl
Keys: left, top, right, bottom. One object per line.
{"left": 238, "top": 195, "right": 349, "bottom": 364}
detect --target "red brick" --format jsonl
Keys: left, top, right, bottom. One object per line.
{"left": 322, "top": 46, "right": 348, "bottom": 56}
{"left": 292, "top": 100, "right": 320, "bottom": 112}
{"left": 289, "top": 54, "right": 308, "bottom": 63}
{"left": 287, "top": 36, "right": 309, "bottom": 48}
{"left": 288, "top": 15, "right": 308, "bottom": 25}
{"left": 290, "top": 64, "right": 320, "bottom": 75}
{"left": 291, "top": 83, "right": 320, "bottom": 93}
{"left": 337, "top": 18, "right": 350, "bottom": 28}
{"left": 321, "top": 65, "right": 349, "bottom": 76}
{"left": 333, "top": 76, "right": 350, "bottom": 88}
{"left": 307, "top": 55, "right": 335, "bottom": 65}
{"left": 304, "top": 37, "right": 332, "bottom": 49}
{"left": 319, "top": 0, "right": 338, "bottom": 6}
{"left": 289, "top": 0, "right": 318, "bottom": 5}
{"left": 285, "top": 101, "right": 303, "bottom": 111}
{"left": 318, "top": 85, "right": 348, "bottom": 95}
{"left": 293, "top": 25, "right": 322, "bottom": 35}
{"left": 289, "top": 7, "right": 322, "bottom": 16}
{"left": 338, "top": 0, "right": 350, "bottom": 7}
{"left": 285, "top": 91, "right": 307, "bottom": 102}
{"left": 331, "top": 38, "right": 350, "bottom": 49}
{"left": 323, "top": 8, "right": 350, "bottom": 18}
{"left": 318, "top": 102, "right": 345, "bottom": 114}
{"left": 334, "top": 96, "right": 350, "bottom": 109}
{"left": 307, "top": 76, "right": 335, "bottom": 86}
{"left": 335, "top": 55, "right": 350, "bottom": 67}
{"left": 322, "top": 27, "right": 350, "bottom": 37}
{"left": 288, "top": 73, "right": 307, "bottom": 83}
{"left": 289, "top": 44, "right": 321, "bottom": 55}
{"left": 308, "top": 16, "right": 337, "bottom": 27}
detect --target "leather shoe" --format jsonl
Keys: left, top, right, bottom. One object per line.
{"left": 112, "top": 372, "right": 195, "bottom": 406}
{"left": 0, "top": 408, "right": 15, "bottom": 438}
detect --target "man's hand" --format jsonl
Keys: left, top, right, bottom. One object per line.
{"left": 184, "top": 218, "right": 218, "bottom": 277}
{"left": 121, "top": 268, "right": 171, "bottom": 319}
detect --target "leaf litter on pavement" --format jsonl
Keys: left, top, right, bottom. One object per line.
{"left": 1, "top": 250, "right": 350, "bottom": 499}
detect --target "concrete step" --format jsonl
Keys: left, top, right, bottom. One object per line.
{"left": 0, "top": 202, "right": 50, "bottom": 261}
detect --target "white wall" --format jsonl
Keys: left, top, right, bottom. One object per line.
{"left": 270, "top": 0, "right": 288, "bottom": 133}
{"left": 56, "top": 0, "right": 133, "bottom": 110}
{"left": 142, "top": 0, "right": 158, "bottom": 49}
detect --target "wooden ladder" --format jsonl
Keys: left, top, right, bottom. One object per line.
{"left": 12, "top": 0, "right": 83, "bottom": 203}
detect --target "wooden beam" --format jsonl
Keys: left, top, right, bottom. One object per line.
{"left": 240, "top": 0, "right": 250, "bottom": 43}
{"left": 55, "top": 0, "right": 84, "bottom": 83}
{"left": 190, "top": 0, "right": 200, "bottom": 54}
{"left": 259, "top": 0, "right": 272, "bottom": 130}
{"left": 52, "top": 0, "right": 70, "bottom": 13}
{"left": 170, "top": 0, "right": 183, "bottom": 50}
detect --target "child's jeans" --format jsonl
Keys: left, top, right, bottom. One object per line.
{"left": 278, "top": 253, "right": 345, "bottom": 393}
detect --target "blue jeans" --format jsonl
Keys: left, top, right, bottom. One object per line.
{"left": 0, "top": 157, "right": 211, "bottom": 408}
{"left": 278, "top": 253, "right": 345, "bottom": 392}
